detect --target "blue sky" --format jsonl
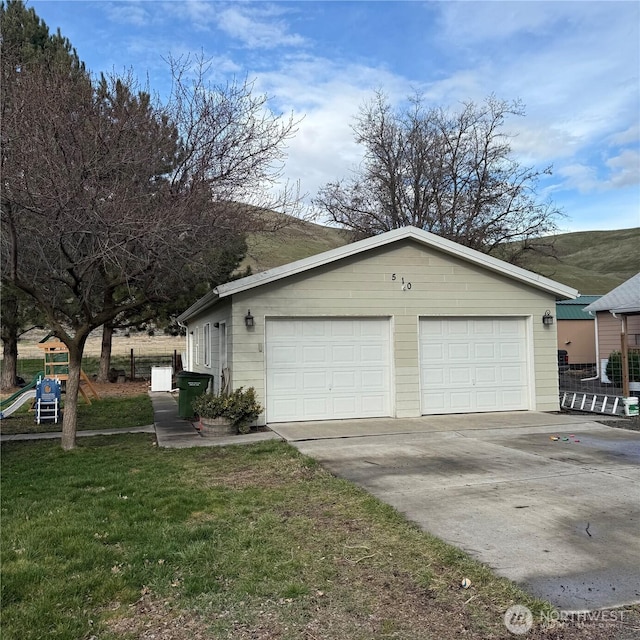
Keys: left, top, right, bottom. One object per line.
{"left": 30, "top": 1, "right": 640, "bottom": 233}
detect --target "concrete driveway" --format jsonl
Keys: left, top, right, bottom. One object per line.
{"left": 270, "top": 412, "right": 640, "bottom": 612}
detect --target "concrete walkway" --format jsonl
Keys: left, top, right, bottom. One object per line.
{"left": 269, "top": 410, "right": 605, "bottom": 441}
{"left": 1, "top": 425, "right": 154, "bottom": 442}
{"left": 150, "top": 392, "right": 280, "bottom": 448}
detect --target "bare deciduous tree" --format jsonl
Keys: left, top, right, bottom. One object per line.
{"left": 2, "top": 41, "right": 299, "bottom": 448}
{"left": 315, "top": 92, "right": 562, "bottom": 263}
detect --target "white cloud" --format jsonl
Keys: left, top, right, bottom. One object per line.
{"left": 557, "top": 149, "right": 640, "bottom": 194}
{"left": 103, "top": 2, "right": 151, "bottom": 27}
{"left": 431, "top": 1, "right": 639, "bottom": 180}
{"left": 608, "top": 124, "right": 640, "bottom": 147}
{"left": 216, "top": 4, "right": 306, "bottom": 49}
{"left": 250, "top": 55, "right": 414, "bottom": 202}
{"left": 557, "top": 163, "right": 600, "bottom": 193}
{"left": 606, "top": 150, "right": 640, "bottom": 189}
{"left": 435, "top": 2, "right": 619, "bottom": 46}
{"left": 33, "top": 0, "right": 637, "bottom": 232}
{"left": 180, "top": 0, "right": 218, "bottom": 30}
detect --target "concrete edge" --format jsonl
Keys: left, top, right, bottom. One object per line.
{"left": 1, "top": 425, "right": 156, "bottom": 442}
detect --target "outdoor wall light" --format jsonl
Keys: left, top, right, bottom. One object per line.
{"left": 213, "top": 322, "right": 219, "bottom": 328}
{"left": 244, "top": 310, "right": 254, "bottom": 328}
{"left": 542, "top": 310, "right": 554, "bottom": 326}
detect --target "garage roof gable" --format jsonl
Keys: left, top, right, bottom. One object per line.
{"left": 178, "top": 226, "right": 578, "bottom": 322}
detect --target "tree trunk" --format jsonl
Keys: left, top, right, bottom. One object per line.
{"left": 60, "top": 342, "right": 84, "bottom": 450}
{"left": 97, "top": 323, "right": 114, "bottom": 382}
{"left": 0, "top": 291, "right": 20, "bottom": 390}
{"left": 1, "top": 336, "right": 18, "bottom": 389}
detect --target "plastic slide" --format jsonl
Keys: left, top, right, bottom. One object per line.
{"left": 0, "top": 389, "right": 37, "bottom": 419}
{"left": 0, "top": 371, "right": 45, "bottom": 410}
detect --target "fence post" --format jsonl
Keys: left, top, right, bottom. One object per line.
{"left": 621, "top": 315, "right": 630, "bottom": 397}
{"left": 130, "top": 348, "right": 135, "bottom": 381}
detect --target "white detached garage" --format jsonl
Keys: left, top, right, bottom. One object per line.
{"left": 177, "top": 226, "right": 577, "bottom": 425}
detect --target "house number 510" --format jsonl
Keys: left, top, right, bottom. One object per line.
{"left": 391, "top": 273, "right": 412, "bottom": 290}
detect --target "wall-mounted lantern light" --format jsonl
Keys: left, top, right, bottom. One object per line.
{"left": 244, "top": 310, "right": 254, "bottom": 328}
{"left": 542, "top": 310, "right": 554, "bottom": 326}
{"left": 213, "top": 322, "right": 219, "bottom": 328}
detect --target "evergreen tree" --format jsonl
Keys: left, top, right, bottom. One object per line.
{"left": 0, "top": 0, "right": 86, "bottom": 388}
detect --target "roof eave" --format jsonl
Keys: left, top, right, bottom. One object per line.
{"left": 176, "top": 288, "right": 220, "bottom": 324}
{"left": 611, "top": 306, "right": 640, "bottom": 315}
{"left": 583, "top": 272, "right": 640, "bottom": 314}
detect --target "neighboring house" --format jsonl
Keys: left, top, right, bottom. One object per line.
{"left": 556, "top": 295, "right": 600, "bottom": 368}
{"left": 583, "top": 272, "right": 640, "bottom": 383}
{"left": 177, "top": 226, "right": 577, "bottom": 425}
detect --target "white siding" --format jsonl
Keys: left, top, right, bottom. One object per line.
{"left": 183, "top": 300, "right": 232, "bottom": 394}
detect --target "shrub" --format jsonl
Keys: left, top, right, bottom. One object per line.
{"left": 192, "top": 387, "right": 263, "bottom": 434}
{"left": 605, "top": 350, "right": 640, "bottom": 386}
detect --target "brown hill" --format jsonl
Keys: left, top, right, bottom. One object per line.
{"left": 245, "top": 216, "right": 639, "bottom": 295}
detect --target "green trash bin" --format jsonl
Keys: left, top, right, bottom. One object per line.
{"left": 177, "top": 371, "right": 213, "bottom": 419}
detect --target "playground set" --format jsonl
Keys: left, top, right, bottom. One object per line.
{"left": 0, "top": 339, "right": 99, "bottom": 421}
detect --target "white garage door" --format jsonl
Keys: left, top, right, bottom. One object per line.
{"left": 420, "top": 317, "right": 529, "bottom": 414}
{"left": 266, "top": 318, "right": 391, "bottom": 422}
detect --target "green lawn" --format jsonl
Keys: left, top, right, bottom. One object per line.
{"left": 4, "top": 436, "right": 634, "bottom": 640}
{"left": 0, "top": 394, "right": 153, "bottom": 435}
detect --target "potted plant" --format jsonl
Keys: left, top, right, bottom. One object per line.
{"left": 192, "top": 387, "right": 263, "bottom": 435}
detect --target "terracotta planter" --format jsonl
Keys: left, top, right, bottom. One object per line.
{"left": 198, "top": 416, "right": 236, "bottom": 436}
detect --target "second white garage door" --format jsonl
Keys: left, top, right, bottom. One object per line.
{"left": 266, "top": 318, "right": 391, "bottom": 422}
{"left": 420, "top": 317, "right": 530, "bottom": 414}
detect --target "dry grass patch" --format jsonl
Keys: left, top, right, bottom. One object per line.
{"left": 105, "top": 593, "right": 211, "bottom": 640}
